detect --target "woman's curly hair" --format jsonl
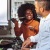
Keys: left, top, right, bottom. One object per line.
{"left": 17, "top": 3, "right": 40, "bottom": 22}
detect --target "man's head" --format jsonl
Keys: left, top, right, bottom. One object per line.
{"left": 34, "top": 0, "right": 50, "bottom": 17}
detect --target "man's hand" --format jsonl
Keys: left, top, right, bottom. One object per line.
{"left": 22, "top": 38, "right": 31, "bottom": 48}
{"left": 11, "top": 18, "right": 18, "bottom": 23}
{"left": 21, "top": 47, "right": 30, "bottom": 50}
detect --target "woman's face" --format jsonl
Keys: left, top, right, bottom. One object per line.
{"left": 25, "top": 9, "right": 33, "bottom": 21}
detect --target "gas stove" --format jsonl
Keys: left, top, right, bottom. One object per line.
{"left": 0, "top": 37, "right": 23, "bottom": 50}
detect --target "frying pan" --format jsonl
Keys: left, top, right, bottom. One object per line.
{"left": 0, "top": 37, "right": 23, "bottom": 48}
{"left": 0, "top": 39, "right": 14, "bottom": 48}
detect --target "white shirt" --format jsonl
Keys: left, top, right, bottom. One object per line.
{"left": 30, "top": 13, "right": 50, "bottom": 50}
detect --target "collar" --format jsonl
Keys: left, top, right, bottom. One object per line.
{"left": 24, "top": 19, "right": 33, "bottom": 25}
{"left": 41, "top": 13, "right": 50, "bottom": 21}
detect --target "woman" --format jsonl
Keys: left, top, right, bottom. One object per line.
{"left": 11, "top": 3, "right": 40, "bottom": 48}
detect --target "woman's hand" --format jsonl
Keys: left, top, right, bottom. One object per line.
{"left": 11, "top": 18, "right": 18, "bottom": 23}
{"left": 28, "top": 26, "right": 34, "bottom": 31}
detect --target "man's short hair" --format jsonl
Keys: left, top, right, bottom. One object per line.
{"left": 35, "top": 0, "right": 50, "bottom": 11}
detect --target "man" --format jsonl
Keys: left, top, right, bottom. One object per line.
{"left": 21, "top": 0, "right": 50, "bottom": 50}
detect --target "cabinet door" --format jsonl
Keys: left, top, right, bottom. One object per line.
{"left": 11, "top": 0, "right": 24, "bottom": 19}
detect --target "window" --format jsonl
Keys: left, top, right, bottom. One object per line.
{"left": 25, "top": 1, "right": 34, "bottom": 4}
{"left": 0, "top": 0, "right": 11, "bottom": 35}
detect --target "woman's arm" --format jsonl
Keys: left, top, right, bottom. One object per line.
{"left": 11, "top": 18, "right": 22, "bottom": 36}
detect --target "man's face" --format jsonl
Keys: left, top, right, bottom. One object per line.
{"left": 34, "top": 1, "right": 41, "bottom": 15}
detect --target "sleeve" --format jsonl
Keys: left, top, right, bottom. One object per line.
{"left": 30, "top": 33, "right": 39, "bottom": 42}
{"left": 14, "top": 22, "right": 23, "bottom": 36}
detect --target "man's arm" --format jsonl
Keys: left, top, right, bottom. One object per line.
{"left": 30, "top": 33, "right": 39, "bottom": 42}
{"left": 22, "top": 33, "right": 39, "bottom": 48}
